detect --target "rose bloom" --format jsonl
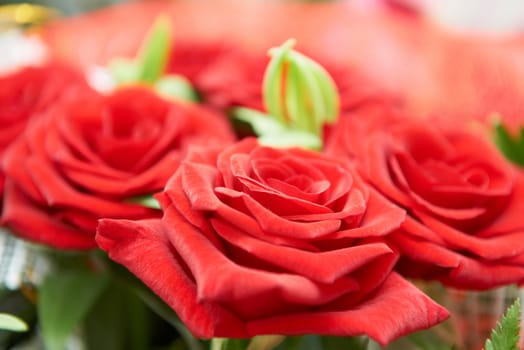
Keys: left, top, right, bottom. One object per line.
{"left": 2, "top": 86, "right": 235, "bottom": 250}
{"left": 0, "top": 63, "right": 94, "bottom": 200}
{"left": 96, "top": 138, "right": 447, "bottom": 345}
{"left": 166, "top": 40, "right": 232, "bottom": 85}
{"left": 326, "top": 113, "right": 524, "bottom": 290}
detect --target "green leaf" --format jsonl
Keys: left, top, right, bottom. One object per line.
{"left": 493, "top": 119, "right": 524, "bottom": 167}
{"left": 484, "top": 298, "right": 521, "bottom": 350}
{"left": 133, "top": 282, "right": 202, "bottom": 350}
{"left": 0, "top": 289, "right": 37, "bottom": 348}
{"left": 126, "top": 194, "right": 161, "bottom": 209}
{"left": 106, "top": 261, "right": 203, "bottom": 350}
{"left": 137, "top": 15, "right": 172, "bottom": 83}
{"left": 155, "top": 75, "right": 199, "bottom": 102}
{"left": 85, "top": 280, "right": 151, "bottom": 350}
{"left": 0, "top": 314, "right": 28, "bottom": 332}
{"left": 38, "top": 270, "right": 110, "bottom": 350}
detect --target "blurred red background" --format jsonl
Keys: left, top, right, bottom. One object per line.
{"left": 38, "top": 0, "right": 524, "bottom": 128}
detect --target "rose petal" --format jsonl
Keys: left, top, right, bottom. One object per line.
{"left": 58, "top": 150, "right": 181, "bottom": 196}
{"left": 181, "top": 161, "right": 221, "bottom": 211}
{"left": 395, "top": 124, "right": 454, "bottom": 162}
{"left": 478, "top": 173, "right": 524, "bottom": 235}
{"left": 283, "top": 188, "right": 366, "bottom": 222}
{"left": 241, "top": 193, "right": 341, "bottom": 239}
{"left": 214, "top": 187, "right": 320, "bottom": 250}
{"left": 163, "top": 205, "right": 358, "bottom": 319}
{"left": 55, "top": 98, "right": 108, "bottom": 165}
{"left": 391, "top": 152, "right": 490, "bottom": 221}
{"left": 211, "top": 217, "right": 394, "bottom": 284}
{"left": 389, "top": 231, "right": 461, "bottom": 268}
{"left": 418, "top": 210, "right": 524, "bottom": 259}
{"left": 333, "top": 189, "right": 405, "bottom": 239}
{"left": 3, "top": 181, "right": 95, "bottom": 249}
{"left": 165, "top": 170, "right": 223, "bottom": 248}
{"left": 26, "top": 157, "right": 155, "bottom": 218}
{"left": 237, "top": 175, "right": 334, "bottom": 216}
{"left": 441, "top": 256, "right": 524, "bottom": 290}
{"left": 365, "top": 135, "right": 412, "bottom": 206}
{"left": 245, "top": 273, "right": 449, "bottom": 346}
{"left": 2, "top": 138, "right": 45, "bottom": 203}
{"left": 96, "top": 218, "right": 248, "bottom": 338}
{"left": 217, "top": 138, "right": 258, "bottom": 188}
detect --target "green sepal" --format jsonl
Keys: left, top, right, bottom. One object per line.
{"left": 285, "top": 58, "right": 313, "bottom": 133}
{"left": 232, "top": 107, "right": 287, "bottom": 136}
{"left": 108, "top": 58, "right": 140, "bottom": 85}
{"left": 259, "top": 130, "right": 322, "bottom": 151}
{"left": 155, "top": 75, "right": 200, "bottom": 102}
{"left": 263, "top": 39, "right": 295, "bottom": 124}
{"left": 0, "top": 314, "right": 28, "bottom": 332}
{"left": 38, "top": 270, "right": 111, "bottom": 350}
{"left": 137, "top": 15, "right": 172, "bottom": 84}
{"left": 231, "top": 107, "right": 321, "bottom": 150}
{"left": 126, "top": 194, "right": 161, "bottom": 210}
{"left": 310, "top": 58, "right": 340, "bottom": 124}
{"left": 108, "top": 15, "right": 172, "bottom": 86}
{"left": 262, "top": 38, "right": 340, "bottom": 140}
{"left": 493, "top": 118, "right": 524, "bottom": 167}
{"left": 484, "top": 298, "right": 521, "bottom": 350}
{"left": 288, "top": 51, "right": 325, "bottom": 134}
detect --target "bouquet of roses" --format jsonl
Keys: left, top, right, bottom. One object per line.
{"left": 1, "top": 2, "right": 524, "bottom": 350}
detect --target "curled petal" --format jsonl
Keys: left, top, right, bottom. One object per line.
{"left": 246, "top": 273, "right": 449, "bottom": 346}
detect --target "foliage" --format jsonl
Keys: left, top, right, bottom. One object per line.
{"left": 484, "top": 299, "right": 521, "bottom": 350}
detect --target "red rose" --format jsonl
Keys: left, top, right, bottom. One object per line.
{"left": 2, "top": 87, "right": 235, "bottom": 250}
{"left": 166, "top": 40, "right": 232, "bottom": 85}
{"left": 96, "top": 138, "right": 447, "bottom": 345}
{"left": 193, "top": 48, "right": 268, "bottom": 111}
{"left": 327, "top": 115, "right": 524, "bottom": 290}
{"left": 0, "top": 63, "right": 94, "bottom": 199}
